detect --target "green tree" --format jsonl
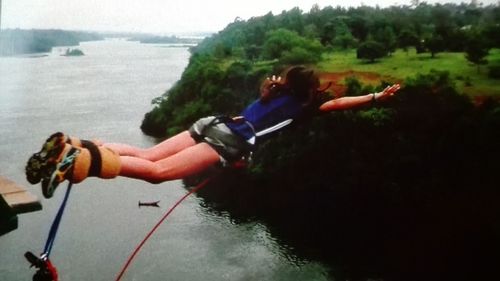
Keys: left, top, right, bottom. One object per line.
{"left": 281, "top": 46, "right": 321, "bottom": 64}
{"left": 398, "top": 28, "right": 419, "bottom": 55}
{"left": 261, "top": 28, "right": 323, "bottom": 62}
{"left": 277, "top": 7, "right": 305, "bottom": 34}
{"left": 344, "top": 76, "right": 363, "bottom": 96}
{"left": 357, "top": 40, "right": 386, "bottom": 63}
{"left": 244, "top": 44, "right": 260, "bottom": 62}
{"left": 376, "top": 26, "right": 397, "bottom": 55}
{"left": 483, "top": 23, "right": 500, "bottom": 48}
{"left": 303, "top": 24, "right": 319, "bottom": 39}
{"left": 465, "top": 36, "right": 489, "bottom": 73}
{"left": 331, "top": 18, "right": 357, "bottom": 49}
{"left": 347, "top": 15, "right": 370, "bottom": 42}
{"left": 320, "top": 20, "right": 336, "bottom": 46}
{"left": 425, "top": 34, "right": 445, "bottom": 58}
{"left": 335, "top": 33, "right": 357, "bottom": 49}
{"left": 261, "top": 28, "right": 298, "bottom": 59}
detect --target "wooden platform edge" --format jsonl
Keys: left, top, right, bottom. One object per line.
{"left": 0, "top": 192, "right": 19, "bottom": 236}
{"left": 0, "top": 176, "right": 42, "bottom": 214}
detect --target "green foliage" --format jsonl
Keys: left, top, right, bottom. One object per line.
{"left": 483, "top": 23, "right": 500, "bottom": 48}
{"left": 320, "top": 48, "right": 500, "bottom": 96}
{"left": 141, "top": 54, "right": 271, "bottom": 137}
{"left": 141, "top": 109, "right": 169, "bottom": 138}
{"left": 489, "top": 65, "right": 500, "bottom": 79}
{"left": 142, "top": 2, "right": 500, "bottom": 138}
{"left": 281, "top": 46, "right": 321, "bottom": 64}
{"left": 334, "top": 33, "right": 357, "bottom": 50}
{"left": 261, "top": 29, "right": 298, "bottom": 59}
{"left": 63, "top": 48, "right": 84, "bottom": 56}
{"left": 196, "top": 71, "right": 500, "bottom": 280}
{"left": 465, "top": 35, "right": 490, "bottom": 73}
{"left": 357, "top": 40, "right": 386, "bottom": 62}
{"left": 374, "top": 26, "right": 397, "bottom": 54}
{"left": 138, "top": 7, "right": 500, "bottom": 279}
{"left": 344, "top": 76, "right": 363, "bottom": 96}
{"left": 261, "top": 28, "right": 323, "bottom": 63}
{"left": 425, "top": 34, "right": 445, "bottom": 58}
{"left": 127, "top": 35, "right": 201, "bottom": 44}
{"left": 398, "top": 29, "right": 419, "bottom": 52}
{"left": 244, "top": 45, "right": 260, "bottom": 61}
{"left": 303, "top": 23, "right": 319, "bottom": 39}
{"left": 358, "top": 107, "right": 394, "bottom": 127}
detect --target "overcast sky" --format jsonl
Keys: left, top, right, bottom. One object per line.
{"left": 1, "top": 0, "right": 498, "bottom": 34}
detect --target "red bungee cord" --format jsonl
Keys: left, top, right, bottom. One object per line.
{"left": 115, "top": 178, "right": 212, "bottom": 281}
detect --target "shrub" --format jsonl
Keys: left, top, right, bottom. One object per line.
{"left": 356, "top": 40, "right": 386, "bottom": 62}
{"left": 488, "top": 65, "right": 500, "bottom": 79}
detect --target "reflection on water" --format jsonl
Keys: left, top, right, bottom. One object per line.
{"left": 0, "top": 40, "right": 331, "bottom": 280}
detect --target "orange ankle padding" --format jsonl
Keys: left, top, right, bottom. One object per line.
{"left": 71, "top": 148, "right": 91, "bottom": 183}
{"left": 68, "top": 136, "right": 102, "bottom": 148}
{"left": 70, "top": 146, "right": 121, "bottom": 183}
{"left": 98, "top": 147, "right": 121, "bottom": 179}
{"left": 67, "top": 137, "right": 83, "bottom": 148}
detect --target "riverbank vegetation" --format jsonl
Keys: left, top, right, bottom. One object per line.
{"left": 62, "top": 48, "right": 84, "bottom": 56}
{"left": 0, "top": 29, "right": 103, "bottom": 56}
{"left": 142, "top": 2, "right": 500, "bottom": 280}
{"left": 127, "top": 34, "right": 202, "bottom": 45}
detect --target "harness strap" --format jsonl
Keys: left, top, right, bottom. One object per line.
{"left": 203, "top": 116, "right": 254, "bottom": 150}
{"left": 203, "top": 125, "right": 253, "bottom": 152}
{"left": 42, "top": 182, "right": 73, "bottom": 258}
{"left": 26, "top": 182, "right": 72, "bottom": 281}
{"left": 255, "top": 119, "right": 293, "bottom": 137}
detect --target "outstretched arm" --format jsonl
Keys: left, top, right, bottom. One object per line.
{"left": 319, "top": 84, "right": 400, "bottom": 112}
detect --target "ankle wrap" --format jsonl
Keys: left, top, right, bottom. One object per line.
{"left": 67, "top": 137, "right": 81, "bottom": 148}
{"left": 70, "top": 144, "right": 121, "bottom": 183}
{"left": 82, "top": 141, "right": 102, "bottom": 177}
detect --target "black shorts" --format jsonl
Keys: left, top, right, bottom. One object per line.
{"left": 188, "top": 116, "right": 252, "bottom": 165}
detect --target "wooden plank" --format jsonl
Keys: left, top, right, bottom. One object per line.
{"left": 0, "top": 176, "right": 23, "bottom": 193}
{"left": 0, "top": 176, "right": 42, "bottom": 214}
{"left": 0, "top": 193, "right": 19, "bottom": 236}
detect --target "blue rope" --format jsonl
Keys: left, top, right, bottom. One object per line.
{"left": 42, "top": 182, "right": 73, "bottom": 259}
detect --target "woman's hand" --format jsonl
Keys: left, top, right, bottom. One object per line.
{"left": 374, "top": 84, "right": 401, "bottom": 101}
{"left": 262, "top": 75, "right": 282, "bottom": 89}
{"left": 261, "top": 75, "right": 283, "bottom": 99}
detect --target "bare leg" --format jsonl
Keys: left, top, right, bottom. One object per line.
{"left": 119, "top": 142, "right": 220, "bottom": 183}
{"left": 103, "top": 131, "right": 196, "bottom": 161}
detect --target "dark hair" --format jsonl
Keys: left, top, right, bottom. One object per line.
{"left": 283, "top": 66, "right": 320, "bottom": 104}
{"left": 260, "top": 65, "right": 321, "bottom": 106}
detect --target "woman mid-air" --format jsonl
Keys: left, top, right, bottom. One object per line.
{"left": 26, "top": 66, "right": 400, "bottom": 198}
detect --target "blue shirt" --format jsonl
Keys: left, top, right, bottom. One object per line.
{"left": 226, "top": 94, "right": 304, "bottom": 145}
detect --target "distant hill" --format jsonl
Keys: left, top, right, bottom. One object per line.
{"left": 127, "top": 34, "right": 202, "bottom": 45}
{"left": 0, "top": 29, "right": 103, "bottom": 56}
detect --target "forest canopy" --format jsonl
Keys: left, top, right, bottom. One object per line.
{"left": 141, "top": 3, "right": 500, "bottom": 280}
{"left": 142, "top": 2, "right": 500, "bottom": 137}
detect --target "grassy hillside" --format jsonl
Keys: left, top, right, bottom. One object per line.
{"left": 319, "top": 48, "right": 500, "bottom": 97}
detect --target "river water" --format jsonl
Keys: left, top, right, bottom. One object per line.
{"left": 0, "top": 40, "right": 330, "bottom": 280}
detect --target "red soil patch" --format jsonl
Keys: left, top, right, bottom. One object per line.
{"left": 319, "top": 70, "right": 400, "bottom": 96}
{"left": 472, "top": 94, "right": 500, "bottom": 107}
